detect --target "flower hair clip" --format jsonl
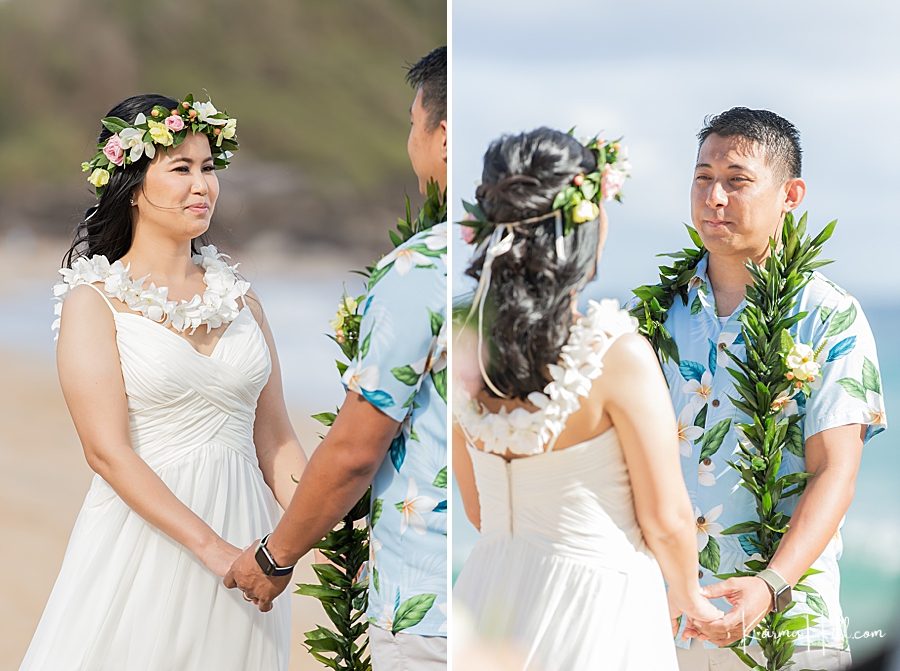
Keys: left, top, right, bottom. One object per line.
{"left": 81, "top": 93, "right": 239, "bottom": 197}
{"left": 459, "top": 133, "right": 632, "bottom": 247}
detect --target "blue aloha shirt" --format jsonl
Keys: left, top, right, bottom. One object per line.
{"left": 341, "top": 224, "right": 448, "bottom": 638}
{"left": 653, "top": 255, "right": 887, "bottom": 651}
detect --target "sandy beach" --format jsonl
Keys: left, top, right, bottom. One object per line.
{"left": 0, "top": 236, "right": 369, "bottom": 670}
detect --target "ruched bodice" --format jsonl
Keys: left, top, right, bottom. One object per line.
{"left": 114, "top": 306, "right": 270, "bottom": 470}
{"left": 470, "top": 430, "right": 649, "bottom": 571}
{"left": 20, "top": 289, "right": 290, "bottom": 671}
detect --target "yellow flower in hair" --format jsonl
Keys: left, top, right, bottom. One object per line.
{"left": 572, "top": 200, "right": 600, "bottom": 223}
{"left": 216, "top": 118, "right": 238, "bottom": 147}
{"left": 148, "top": 121, "right": 174, "bottom": 147}
{"left": 88, "top": 168, "right": 110, "bottom": 187}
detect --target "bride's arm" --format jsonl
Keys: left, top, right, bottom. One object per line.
{"left": 245, "top": 291, "right": 309, "bottom": 510}
{"left": 600, "top": 333, "right": 722, "bottom": 625}
{"left": 453, "top": 423, "right": 480, "bottom": 530}
{"left": 56, "top": 284, "right": 239, "bottom": 577}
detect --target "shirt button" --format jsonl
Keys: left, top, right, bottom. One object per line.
{"left": 697, "top": 516, "right": 706, "bottom": 525}
{"left": 702, "top": 457, "right": 712, "bottom": 466}
{"left": 717, "top": 343, "right": 726, "bottom": 351}
{"left": 698, "top": 570, "right": 704, "bottom": 579}
{"left": 712, "top": 399, "right": 720, "bottom": 408}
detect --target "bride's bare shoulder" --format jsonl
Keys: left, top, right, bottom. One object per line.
{"left": 596, "top": 332, "right": 663, "bottom": 386}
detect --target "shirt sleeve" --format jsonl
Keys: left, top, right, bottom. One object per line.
{"left": 341, "top": 258, "right": 445, "bottom": 424}
{"left": 802, "top": 295, "right": 887, "bottom": 444}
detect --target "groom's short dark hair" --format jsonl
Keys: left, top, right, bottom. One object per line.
{"left": 698, "top": 107, "right": 802, "bottom": 180}
{"left": 406, "top": 46, "right": 446, "bottom": 132}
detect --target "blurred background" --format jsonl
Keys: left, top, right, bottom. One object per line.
{"left": 450, "top": 0, "right": 900, "bottom": 664}
{"left": 0, "top": 0, "right": 444, "bottom": 668}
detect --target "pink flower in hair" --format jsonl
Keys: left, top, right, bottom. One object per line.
{"left": 601, "top": 164, "right": 627, "bottom": 201}
{"left": 165, "top": 114, "right": 185, "bottom": 132}
{"left": 102, "top": 134, "right": 125, "bottom": 167}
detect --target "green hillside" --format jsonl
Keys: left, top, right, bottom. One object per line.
{"left": 0, "top": 0, "right": 445, "bottom": 247}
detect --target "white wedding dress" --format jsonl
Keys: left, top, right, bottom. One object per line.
{"left": 454, "top": 300, "right": 678, "bottom": 671}
{"left": 20, "top": 285, "right": 290, "bottom": 670}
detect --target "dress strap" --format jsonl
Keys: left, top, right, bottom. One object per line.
{"left": 78, "top": 281, "right": 118, "bottom": 314}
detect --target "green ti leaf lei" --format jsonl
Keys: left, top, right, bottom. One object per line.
{"left": 632, "top": 212, "right": 838, "bottom": 671}
{"left": 296, "top": 180, "right": 446, "bottom": 671}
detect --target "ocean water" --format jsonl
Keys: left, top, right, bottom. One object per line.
{"left": 451, "top": 302, "right": 900, "bottom": 661}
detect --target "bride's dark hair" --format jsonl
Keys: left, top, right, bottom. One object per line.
{"left": 63, "top": 93, "right": 212, "bottom": 268}
{"left": 465, "top": 127, "right": 601, "bottom": 400}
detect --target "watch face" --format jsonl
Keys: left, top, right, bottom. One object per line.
{"left": 775, "top": 586, "right": 792, "bottom": 612}
{"left": 255, "top": 545, "right": 274, "bottom": 576}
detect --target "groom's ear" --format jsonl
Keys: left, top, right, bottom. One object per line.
{"left": 439, "top": 119, "right": 447, "bottom": 162}
{"left": 782, "top": 177, "right": 806, "bottom": 214}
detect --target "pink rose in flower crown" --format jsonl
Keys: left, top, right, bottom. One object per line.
{"left": 165, "top": 114, "right": 185, "bottom": 132}
{"left": 102, "top": 134, "right": 125, "bottom": 167}
{"left": 600, "top": 164, "right": 627, "bottom": 201}
{"left": 461, "top": 212, "right": 477, "bottom": 244}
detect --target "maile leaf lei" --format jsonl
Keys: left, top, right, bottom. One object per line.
{"left": 634, "top": 212, "right": 838, "bottom": 671}
{"left": 296, "top": 180, "right": 446, "bottom": 671}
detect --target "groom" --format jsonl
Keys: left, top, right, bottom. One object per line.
{"left": 653, "top": 108, "right": 887, "bottom": 671}
{"left": 225, "top": 46, "right": 448, "bottom": 669}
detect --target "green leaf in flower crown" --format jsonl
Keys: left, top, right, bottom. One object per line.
{"left": 392, "top": 593, "right": 437, "bottom": 632}
{"left": 391, "top": 365, "right": 421, "bottom": 386}
{"left": 433, "top": 467, "right": 447, "bottom": 488}
{"left": 101, "top": 116, "right": 131, "bottom": 135}
{"left": 825, "top": 302, "right": 857, "bottom": 337}
{"left": 699, "top": 536, "right": 721, "bottom": 572}
{"left": 837, "top": 377, "right": 868, "bottom": 403}
{"left": 699, "top": 419, "right": 732, "bottom": 461}
{"left": 862, "top": 357, "right": 881, "bottom": 394}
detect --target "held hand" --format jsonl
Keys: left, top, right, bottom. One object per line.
{"left": 196, "top": 536, "right": 242, "bottom": 579}
{"left": 223, "top": 541, "right": 292, "bottom": 613}
{"left": 687, "top": 577, "right": 772, "bottom": 647}
{"left": 669, "top": 588, "right": 724, "bottom": 641}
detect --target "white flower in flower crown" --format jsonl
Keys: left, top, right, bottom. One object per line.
{"left": 683, "top": 371, "right": 713, "bottom": 409}
{"left": 398, "top": 478, "right": 439, "bottom": 535}
{"left": 375, "top": 246, "right": 431, "bottom": 276}
{"left": 216, "top": 118, "right": 237, "bottom": 147}
{"left": 695, "top": 504, "right": 724, "bottom": 552}
{"left": 342, "top": 362, "right": 380, "bottom": 394}
{"left": 119, "top": 122, "right": 156, "bottom": 163}
{"left": 423, "top": 222, "right": 447, "bottom": 251}
{"left": 601, "top": 164, "right": 629, "bottom": 201}
{"left": 676, "top": 406, "right": 704, "bottom": 457}
{"left": 572, "top": 200, "right": 600, "bottom": 223}
{"left": 193, "top": 101, "right": 228, "bottom": 126}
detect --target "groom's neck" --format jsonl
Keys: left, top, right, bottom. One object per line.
{"left": 706, "top": 252, "right": 757, "bottom": 317}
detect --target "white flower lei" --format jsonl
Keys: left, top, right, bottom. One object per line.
{"left": 52, "top": 245, "right": 250, "bottom": 335}
{"left": 455, "top": 298, "right": 638, "bottom": 456}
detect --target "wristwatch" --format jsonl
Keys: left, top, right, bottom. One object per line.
{"left": 254, "top": 533, "right": 297, "bottom": 577}
{"left": 756, "top": 568, "right": 792, "bottom": 613}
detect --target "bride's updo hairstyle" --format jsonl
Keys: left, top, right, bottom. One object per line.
{"left": 63, "top": 93, "right": 211, "bottom": 268}
{"left": 465, "top": 127, "right": 601, "bottom": 400}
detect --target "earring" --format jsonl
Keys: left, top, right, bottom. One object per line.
{"left": 130, "top": 198, "right": 135, "bottom": 205}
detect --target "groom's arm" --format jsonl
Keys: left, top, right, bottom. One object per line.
{"left": 689, "top": 424, "right": 864, "bottom": 645}
{"left": 224, "top": 391, "right": 398, "bottom": 609}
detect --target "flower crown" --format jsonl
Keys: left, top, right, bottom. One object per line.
{"left": 459, "top": 134, "right": 631, "bottom": 246}
{"left": 81, "top": 93, "right": 238, "bottom": 197}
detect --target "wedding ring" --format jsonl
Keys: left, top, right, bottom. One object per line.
{"left": 242, "top": 592, "right": 254, "bottom": 602}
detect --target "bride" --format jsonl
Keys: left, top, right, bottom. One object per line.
{"left": 19, "top": 93, "right": 305, "bottom": 670}
{"left": 453, "top": 127, "right": 722, "bottom": 670}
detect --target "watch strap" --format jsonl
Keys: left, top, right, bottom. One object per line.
{"left": 756, "top": 568, "right": 791, "bottom": 612}
{"left": 255, "top": 533, "right": 296, "bottom": 577}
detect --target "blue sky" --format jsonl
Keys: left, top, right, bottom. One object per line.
{"left": 450, "top": 0, "right": 900, "bottom": 306}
